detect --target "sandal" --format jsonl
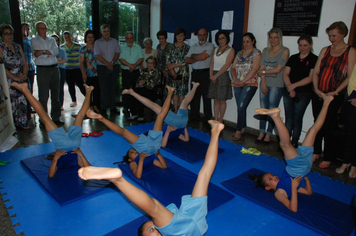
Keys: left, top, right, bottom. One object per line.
{"left": 319, "top": 161, "right": 331, "bottom": 169}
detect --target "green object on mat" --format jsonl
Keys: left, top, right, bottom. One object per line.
{"left": 241, "top": 147, "right": 261, "bottom": 156}
{"left": 0, "top": 159, "right": 11, "bottom": 166}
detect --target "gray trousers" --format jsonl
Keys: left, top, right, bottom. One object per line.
{"left": 36, "top": 66, "right": 61, "bottom": 121}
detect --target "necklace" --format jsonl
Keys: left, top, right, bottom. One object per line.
{"left": 216, "top": 46, "right": 229, "bottom": 56}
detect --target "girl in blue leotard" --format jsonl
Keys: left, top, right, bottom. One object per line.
{"left": 123, "top": 81, "right": 200, "bottom": 148}
{"left": 78, "top": 120, "right": 224, "bottom": 235}
{"left": 250, "top": 93, "right": 333, "bottom": 212}
{"left": 86, "top": 86, "right": 175, "bottom": 179}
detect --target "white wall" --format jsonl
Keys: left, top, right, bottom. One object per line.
{"left": 151, "top": 0, "right": 356, "bottom": 140}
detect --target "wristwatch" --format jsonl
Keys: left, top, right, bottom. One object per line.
{"left": 262, "top": 70, "right": 266, "bottom": 74}
{"left": 42, "top": 50, "right": 46, "bottom": 55}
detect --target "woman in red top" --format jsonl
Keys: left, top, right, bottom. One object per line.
{"left": 312, "top": 21, "right": 356, "bottom": 168}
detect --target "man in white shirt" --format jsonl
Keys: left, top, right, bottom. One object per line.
{"left": 31, "top": 21, "right": 63, "bottom": 126}
{"left": 186, "top": 28, "right": 214, "bottom": 122}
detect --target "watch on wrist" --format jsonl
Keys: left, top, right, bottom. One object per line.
{"left": 262, "top": 70, "right": 266, "bottom": 74}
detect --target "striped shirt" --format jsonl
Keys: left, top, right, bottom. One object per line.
{"left": 60, "top": 42, "right": 82, "bottom": 70}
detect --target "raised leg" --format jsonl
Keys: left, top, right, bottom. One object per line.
{"left": 302, "top": 94, "right": 333, "bottom": 147}
{"left": 191, "top": 120, "right": 224, "bottom": 197}
{"left": 152, "top": 86, "right": 174, "bottom": 131}
{"left": 179, "top": 82, "right": 200, "bottom": 109}
{"left": 73, "top": 84, "right": 94, "bottom": 126}
{"left": 255, "top": 107, "right": 297, "bottom": 160}
{"left": 78, "top": 167, "right": 173, "bottom": 227}
{"left": 86, "top": 110, "right": 139, "bottom": 144}
{"left": 122, "top": 88, "right": 162, "bottom": 114}
{"left": 9, "top": 82, "right": 57, "bottom": 132}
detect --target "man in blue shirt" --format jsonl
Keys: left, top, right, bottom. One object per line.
{"left": 21, "top": 23, "right": 35, "bottom": 94}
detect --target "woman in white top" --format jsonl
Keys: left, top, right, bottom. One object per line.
{"left": 208, "top": 30, "right": 235, "bottom": 122}
{"left": 141, "top": 37, "right": 155, "bottom": 70}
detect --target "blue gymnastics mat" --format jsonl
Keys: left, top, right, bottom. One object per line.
{"left": 1, "top": 122, "right": 356, "bottom": 235}
{"left": 221, "top": 168, "right": 356, "bottom": 236}
{"left": 21, "top": 153, "right": 109, "bottom": 205}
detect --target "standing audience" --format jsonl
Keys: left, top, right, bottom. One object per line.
{"left": 0, "top": 24, "right": 29, "bottom": 129}
{"left": 186, "top": 28, "right": 214, "bottom": 122}
{"left": 312, "top": 21, "right": 356, "bottom": 167}
{"left": 141, "top": 37, "right": 155, "bottom": 70}
{"left": 256, "top": 27, "right": 289, "bottom": 143}
{"left": 21, "top": 23, "right": 35, "bottom": 94}
{"left": 230, "top": 32, "right": 261, "bottom": 140}
{"left": 282, "top": 35, "right": 318, "bottom": 147}
{"left": 51, "top": 34, "right": 67, "bottom": 110}
{"left": 60, "top": 31, "right": 85, "bottom": 107}
{"left": 208, "top": 30, "right": 235, "bottom": 123}
{"left": 79, "top": 30, "right": 100, "bottom": 113}
{"left": 94, "top": 24, "right": 120, "bottom": 116}
{"left": 31, "top": 21, "right": 62, "bottom": 127}
{"left": 119, "top": 31, "right": 143, "bottom": 119}
{"left": 166, "top": 28, "right": 190, "bottom": 113}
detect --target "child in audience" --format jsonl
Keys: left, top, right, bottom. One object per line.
{"left": 250, "top": 93, "right": 333, "bottom": 212}
{"left": 123, "top": 82, "right": 200, "bottom": 147}
{"left": 9, "top": 82, "right": 93, "bottom": 178}
{"left": 86, "top": 85, "right": 174, "bottom": 179}
{"left": 78, "top": 120, "right": 224, "bottom": 235}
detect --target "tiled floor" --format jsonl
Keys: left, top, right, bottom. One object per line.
{"left": 1, "top": 85, "right": 355, "bottom": 235}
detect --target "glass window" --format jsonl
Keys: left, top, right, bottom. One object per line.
{"left": 0, "top": 0, "right": 12, "bottom": 25}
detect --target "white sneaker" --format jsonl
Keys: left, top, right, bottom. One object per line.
{"left": 137, "top": 117, "right": 144, "bottom": 122}
{"left": 128, "top": 115, "right": 138, "bottom": 120}
{"left": 70, "top": 102, "right": 77, "bottom": 107}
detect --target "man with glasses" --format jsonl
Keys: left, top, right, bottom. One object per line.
{"left": 186, "top": 28, "right": 214, "bottom": 123}
{"left": 31, "top": 21, "right": 63, "bottom": 127}
{"left": 94, "top": 24, "right": 121, "bottom": 116}
{"left": 119, "top": 31, "right": 143, "bottom": 120}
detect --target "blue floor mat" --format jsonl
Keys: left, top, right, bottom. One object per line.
{"left": 0, "top": 123, "right": 355, "bottom": 235}
{"left": 21, "top": 154, "right": 109, "bottom": 205}
{"left": 221, "top": 168, "right": 356, "bottom": 236}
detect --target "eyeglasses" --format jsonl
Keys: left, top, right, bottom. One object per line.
{"left": 3, "top": 32, "right": 13, "bottom": 36}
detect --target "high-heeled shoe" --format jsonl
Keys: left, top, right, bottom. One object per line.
{"left": 335, "top": 163, "right": 351, "bottom": 174}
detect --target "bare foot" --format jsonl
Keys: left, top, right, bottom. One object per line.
{"left": 9, "top": 82, "right": 29, "bottom": 93}
{"left": 166, "top": 85, "right": 175, "bottom": 93}
{"left": 84, "top": 84, "right": 94, "bottom": 92}
{"left": 208, "top": 120, "right": 224, "bottom": 132}
{"left": 233, "top": 131, "right": 242, "bottom": 140}
{"left": 255, "top": 108, "right": 280, "bottom": 117}
{"left": 86, "top": 109, "right": 103, "bottom": 119}
{"left": 191, "top": 81, "right": 200, "bottom": 88}
{"left": 78, "top": 166, "right": 122, "bottom": 180}
{"left": 320, "top": 93, "right": 334, "bottom": 104}
{"left": 122, "top": 88, "right": 133, "bottom": 95}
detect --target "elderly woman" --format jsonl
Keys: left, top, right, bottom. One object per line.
{"left": 141, "top": 37, "right": 155, "bottom": 70}
{"left": 282, "top": 35, "right": 318, "bottom": 148}
{"left": 166, "top": 28, "right": 190, "bottom": 113}
{"left": 312, "top": 21, "right": 356, "bottom": 168}
{"left": 256, "top": 27, "right": 290, "bottom": 143}
{"left": 0, "top": 24, "right": 29, "bottom": 129}
{"left": 230, "top": 32, "right": 261, "bottom": 140}
{"left": 208, "top": 30, "right": 235, "bottom": 123}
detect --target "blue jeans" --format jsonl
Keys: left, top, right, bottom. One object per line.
{"left": 234, "top": 86, "right": 257, "bottom": 131}
{"left": 282, "top": 89, "right": 311, "bottom": 144}
{"left": 259, "top": 86, "right": 283, "bottom": 135}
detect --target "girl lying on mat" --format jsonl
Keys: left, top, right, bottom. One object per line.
{"left": 249, "top": 94, "right": 333, "bottom": 212}
{"left": 78, "top": 120, "right": 224, "bottom": 235}
{"left": 9, "top": 82, "right": 94, "bottom": 178}
{"left": 86, "top": 85, "right": 175, "bottom": 179}
{"left": 123, "top": 82, "right": 200, "bottom": 148}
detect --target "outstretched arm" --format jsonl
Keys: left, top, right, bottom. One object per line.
{"left": 153, "top": 151, "right": 167, "bottom": 169}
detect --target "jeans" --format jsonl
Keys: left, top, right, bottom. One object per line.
{"left": 234, "top": 86, "right": 257, "bottom": 131}
{"left": 259, "top": 86, "right": 283, "bottom": 135}
{"left": 282, "top": 89, "right": 311, "bottom": 144}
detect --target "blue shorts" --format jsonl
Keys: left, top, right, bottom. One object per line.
{"left": 156, "top": 195, "right": 208, "bottom": 235}
{"left": 285, "top": 146, "right": 314, "bottom": 177}
{"left": 164, "top": 109, "right": 188, "bottom": 129}
{"left": 48, "top": 126, "right": 82, "bottom": 152}
{"left": 131, "top": 130, "right": 163, "bottom": 156}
